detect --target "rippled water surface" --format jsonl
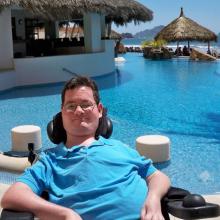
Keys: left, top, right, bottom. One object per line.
{"left": 1, "top": 53, "right": 220, "bottom": 194}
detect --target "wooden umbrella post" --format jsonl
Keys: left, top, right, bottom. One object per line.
{"left": 177, "top": 41, "right": 179, "bottom": 56}
{"left": 207, "top": 41, "right": 211, "bottom": 54}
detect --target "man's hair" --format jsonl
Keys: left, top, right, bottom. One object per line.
{"left": 61, "top": 76, "right": 100, "bottom": 105}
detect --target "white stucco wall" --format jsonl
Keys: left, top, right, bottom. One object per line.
{"left": 0, "top": 9, "right": 14, "bottom": 70}
{"left": 0, "top": 70, "right": 16, "bottom": 91}
{"left": 0, "top": 40, "right": 115, "bottom": 91}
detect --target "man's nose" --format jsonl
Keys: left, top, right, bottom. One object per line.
{"left": 74, "top": 105, "right": 84, "bottom": 113}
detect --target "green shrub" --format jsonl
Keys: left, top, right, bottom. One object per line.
{"left": 141, "top": 39, "right": 167, "bottom": 48}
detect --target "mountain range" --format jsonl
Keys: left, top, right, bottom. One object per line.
{"left": 121, "top": 25, "right": 220, "bottom": 42}
{"left": 121, "top": 25, "right": 164, "bottom": 41}
{"left": 134, "top": 25, "right": 164, "bottom": 40}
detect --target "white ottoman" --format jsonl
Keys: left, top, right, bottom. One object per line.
{"left": 136, "top": 135, "right": 170, "bottom": 162}
{"left": 11, "top": 125, "right": 42, "bottom": 152}
{"left": 0, "top": 153, "right": 31, "bottom": 172}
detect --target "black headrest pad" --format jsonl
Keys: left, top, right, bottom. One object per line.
{"left": 47, "top": 108, "right": 113, "bottom": 144}
{"left": 47, "top": 112, "right": 66, "bottom": 144}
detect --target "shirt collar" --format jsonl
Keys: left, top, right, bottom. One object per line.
{"left": 57, "top": 136, "right": 113, "bottom": 154}
{"left": 89, "top": 136, "right": 113, "bottom": 148}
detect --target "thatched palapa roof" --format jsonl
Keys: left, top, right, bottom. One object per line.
{"left": 105, "top": 0, "right": 153, "bottom": 25}
{"left": 0, "top": 0, "right": 153, "bottom": 25}
{"left": 155, "top": 8, "right": 217, "bottom": 42}
{"left": 109, "top": 30, "right": 122, "bottom": 39}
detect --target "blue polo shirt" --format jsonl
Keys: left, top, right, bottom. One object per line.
{"left": 17, "top": 137, "right": 157, "bottom": 220}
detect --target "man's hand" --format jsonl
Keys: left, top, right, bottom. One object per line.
{"left": 141, "top": 170, "right": 171, "bottom": 220}
{"left": 65, "top": 209, "right": 83, "bottom": 220}
{"left": 141, "top": 194, "right": 164, "bottom": 220}
{"left": 38, "top": 207, "right": 83, "bottom": 220}
{"left": 1, "top": 182, "right": 83, "bottom": 220}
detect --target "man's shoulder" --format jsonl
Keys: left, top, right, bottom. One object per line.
{"left": 99, "top": 137, "right": 134, "bottom": 153}
{"left": 40, "top": 143, "right": 65, "bottom": 158}
{"left": 99, "top": 137, "right": 127, "bottom": 147}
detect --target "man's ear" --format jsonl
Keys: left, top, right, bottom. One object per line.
{"left": 97, "top": 103, "right": 103, "bottom": 118}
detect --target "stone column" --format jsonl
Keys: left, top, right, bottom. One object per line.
{"left": 83, "top": 13, "right": 102, "bottom": 53}
{"left": 0, "top": 8, "right": 14, "bottom": 70}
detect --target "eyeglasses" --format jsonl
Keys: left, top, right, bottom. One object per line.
{"left": 63, "top": 102, "right": 95, "bottom": 113}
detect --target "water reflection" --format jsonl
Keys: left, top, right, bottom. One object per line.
{"left": 0, "top": 69, "right": 133, "bottom": 100}
{"left": 93, "top": 68, "right": 132, "bottom": 90}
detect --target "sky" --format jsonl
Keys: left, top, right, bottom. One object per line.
{"left": 112, "top": 0, "right": 220, "bottom": 35}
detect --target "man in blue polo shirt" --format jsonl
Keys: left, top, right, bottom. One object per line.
{"left": 1, "top": 76, "right": 170, "bottom": 220}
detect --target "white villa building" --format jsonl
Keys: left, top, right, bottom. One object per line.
{"left": 0, "top": 7, "right": 115, "bottom": 91}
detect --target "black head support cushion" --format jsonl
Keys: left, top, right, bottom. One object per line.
{"left": 47, "top": 108, "right": 113, "bottom": 144}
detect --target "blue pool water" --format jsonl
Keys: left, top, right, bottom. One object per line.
{"left": 1, "top": 53, "right": 220, "bottom": 194}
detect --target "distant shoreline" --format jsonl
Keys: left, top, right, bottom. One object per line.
{"left": 122, "top": 38, "right": 220, "bottom": 52}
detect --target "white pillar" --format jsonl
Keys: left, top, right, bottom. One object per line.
{"left": 106, "top": 22, "right": 112, "bottom": 38}
{"left": 100, "top": 15, "right": 106, "bottom": 38}
{"left": 0, "top": 8, "right": 14, "bottom": 70}
{"left": 83, "top": 13, "right": 102, "bottom": 53}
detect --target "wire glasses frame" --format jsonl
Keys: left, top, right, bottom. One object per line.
{"left": 63, "top": 102, "right": 96, "bottom": 113}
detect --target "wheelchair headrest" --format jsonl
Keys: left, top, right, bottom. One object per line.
{"left": 47, "top": 108, "right": 113, "bottom": 144}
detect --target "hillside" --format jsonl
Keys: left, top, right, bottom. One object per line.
{"left": 121, "top": 33, "right": 134, "bottom": 38}
{"left": 120, "top": 26, "right": 220, "bottom": 43}
{"left": 134, "top": 25, "right": 164, "bottom": 40}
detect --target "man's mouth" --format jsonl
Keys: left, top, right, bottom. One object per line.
{"left": 80, "top": 121, "right": 88, "bottom": 127}
{"left": 72, "top": 117, "right": 87, "bottom": 122}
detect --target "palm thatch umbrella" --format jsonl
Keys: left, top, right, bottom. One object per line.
{"left": 0, "top": 0, "right": 153, "bottom": 25}
{"left": 60, "top": 24, "right": 121, "bottom": 40}
{"left": 105, "top": 0, "right": 153, "bottom": 25}
{"left": 155, "top": 7, "right": 217, "bottom": 53}
{"left": 109, "top": 30, "right": 122, "bottom": 40}
{"left": 58, "top": 24, "right": 84, "bottom": 38}
{"left": 0, "top": 0, "right": 115, "bottom": 20}
{"left": 64, "top": 26, "right": 122, "bottom": 42}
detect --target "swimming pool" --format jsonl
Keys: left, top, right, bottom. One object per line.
{"left": 1, "top": 53, "right": 220, "bottom": 194}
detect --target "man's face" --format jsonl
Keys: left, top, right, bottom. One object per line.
{"left": 61, "top": 86, "right": 103, "bottom": 138}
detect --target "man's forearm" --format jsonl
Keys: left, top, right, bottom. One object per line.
{"left": 141, "top": 171, "right": 171, "bottom": 219}
{"left": 147, "top": 170, "right": 171, "bottom": 198}
{"left": 1, "top": 182, "right": 81, "bottom": 220}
